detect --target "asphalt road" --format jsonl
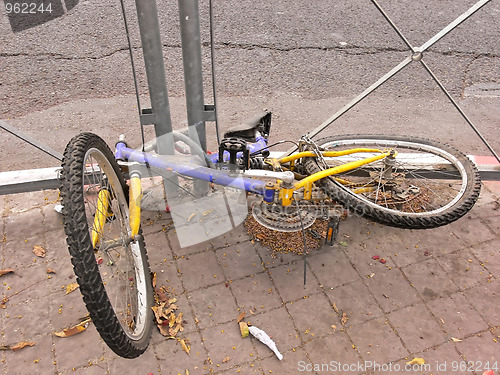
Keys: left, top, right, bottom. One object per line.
{"left": 0, "top": 0, "right": 499, "bottom": 170}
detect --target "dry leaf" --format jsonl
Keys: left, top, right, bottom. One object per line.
{"left": 332, "top": 303, "right": 339, "bottom": 313}
{"left": 54, "top": 318, "right": 91, "bottom": 338}
{"left": 236, "top": 311, "right": 245, "bottom": 323}
{"left": 187, "top": 213, "right": 196, "bottom": 222}
{"left": 222, "top": 356, "right": 231, "bottom": 363}
{"left": 0, "top": 269, "right": 14, "bottom": 277}
{"left": 151, "top": 272, "right": 157, "bottom": 288}
{"left": 180, "top": 339, "right": 190, "bottom": 354}
{"left": 341, "top": 313, "right": 349, "bottom": 325}
{"left": 451, "top": 337, "right": 462, "bottom": 342}
{"left": 46, "top": 268, "right": 56, "bottom": 274}
{"left": 65, "top": 282, "right": 79, "bottom": 294}
{"left": 33, "top": 245, "right": 46, "bottom": 258}
{"left": 406, "top": 357, "right": 425, "bottom": 365}
{"left": 3, "top": 341, "right": 36, "bottom": 351}
{"left": 331, "top": 325, "right": 337, "bottom": 330}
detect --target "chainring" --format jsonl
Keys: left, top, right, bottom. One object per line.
{"left": 251, "top": 201, "right": 317, "bottom": 232}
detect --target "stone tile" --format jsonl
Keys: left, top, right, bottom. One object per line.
{"left": 365, "top": 268, "right": 421, "bottom": 313}
{"left": 4, "top": 208, "right": 45, "bottom": 241}
{"left": 41, "top": 203, "right": 64, "bottom": 233}
{"left": 437, "top": 249, "right": 491, "bottom": 290}
{"left": 406, "top": 226, "right": 466, "bottom": 260}
{"left": 343, "top": 238, "right": 396, "bottom": 278}
{"left": 470, "top": 238, "right": 500, "bottom": 278}
{"left": 222, "top": 361, "right": 263, "bottom": 374}
{"left": 149, "top": 257, "right": 183, "bottom": 296}
{"left": 3, "top": 191, "right": 48, "bottom": 214}
{"left": 141, "top": 211, "right": 171, "bottom": 236}
{"left": 347, "top": 317, "right": 408, "bottom": 364}
{"left": 167, "top": 228, "right": 213, "bottom": 257}
{"left": 201, "top": 321, "right": 256, "bottom": 373}
{"left": 482, "top": 216, "right": 500, "bottom": 234}
{"left": 1, "top": 263, "right": 50, "bottom": 302}
{"left": 413, "top": 342, "right": 464, "bottom": 375}
{"left": 304, "top": 333, "right": 363, "bottom": 374}
{"left": 450, "top": 217, "right": 497, "bottom": 247}
{"left": 387, "top": 303, "right": 445, "bottom": 353}
{"left": 209, "top": 222, "right": 250, "bottom": 250}
{"left": 3, "top": 235, "right": 49, "bottom": 272}
{"left": 306, "top": 250, "right": 360, "bottom": 290}
{"left": 268, "top": 261, "right": 321, "bottom": 303}
{"left": 327, "top": 279, "right": 384, "bottom": 326}
{"left": 230, "top": 272, "right": 282, "bottom": 313}
{"left": 2, "top": 298, "right": 49, "bottom": 342}
{"left": 143, "top": 230, "right": 172, "bottom": 267}
{"left": 177, "top": 251, "right": 223, "bottom": 291}
{"left": 4, "top": 333, "right": 55, "bottom": 375}
{"left": 188, "top": 283, "right": 239, "bottom": 330}
{"left": 427, "top": 292, "right": 488, "bottom": 340}
{"left": 260, "top": 347, "right": 308, "bottom": 373}
{"left": 244, "top": 307, "right": 301, "bottom": 359}
{"left": 287, "top": 292, "right": 340, "bottom": 341}
{"left": 59, "top": 363, "right": 109, "bottom": 374}
{"left": 53, "top": 326, "right": 105, "bottom": 373}
{"left": 402, "top": 258, "right": 459, "bottom": 301}
{"left": 455, "top": 331, "right": 500, "bottom": 363}
{"left": 49, "top": 289, "right": 89, "bottom": 333}
{"left": 216, "top": 242, "right": 264, "bottom": 281}
{"left": 463, "top": 280, "right": 500, "bottom": 327}
{"left": 107, "top": 344, "right": 158, "bottom": 374}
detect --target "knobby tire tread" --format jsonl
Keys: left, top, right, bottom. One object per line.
{"left": 60, "top": 132, "right": 153, "bottom": 358}
{"left": 303, "top": 134, "right": 481, "bottom": 229}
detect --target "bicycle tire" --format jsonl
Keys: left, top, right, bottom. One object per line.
{"left": 302, "top": 134, "right": 481, "bottom": 229}
{"left": 59, "top": 132, "right": 153, "bottom": 358}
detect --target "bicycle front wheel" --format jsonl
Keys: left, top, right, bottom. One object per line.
{"left": 303, "top": 134, "right": 481, "bottom": 229}
{"left": 60, "top": 133, "right": 153, "bottom": 358}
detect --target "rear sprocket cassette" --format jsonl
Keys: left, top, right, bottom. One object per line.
{"left": 251, "top": 201, "right": 317, "bottom": 232}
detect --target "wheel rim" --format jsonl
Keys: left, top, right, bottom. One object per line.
{"left": 82, "top": 147, "right": 149, "bottom": 341}
{"left": 318, "top": 138, "right": 469, "bottom": 216}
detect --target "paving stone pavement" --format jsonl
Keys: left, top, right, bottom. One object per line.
{"left": 0, "top": 181, "right": 499, "bottom": 375}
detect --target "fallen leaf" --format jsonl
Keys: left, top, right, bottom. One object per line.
{"left": 341, "top": 313, "right": 349, "bottom": 325}
{"left": 0, "top": 269, "right": 14, "bottom": 277}
{"left": 33, "top": 245, "right": 46, "bottom": 258}
{"left": 187, "top": 213, "right": 196, "bottom": 222}
{"left": 0, "top": 341, "right": 36, "bottom": 351}
{"left": 236, "top": 311, "right": 245, "bottom": 323}
{"left": 331, "top": 325, "right": 337, "bottom": 330}
{"left": 65, "top": 282, "right": 79, "bottom": 294}
{"left": 222, "top": 356, "right": 231, "bottom": 363}
{"left": 406, "top": 357, "right": 425, "bottom": 365}
{"left": 151, "top": 272, "right": 157, "bottom": 288}
{"left": 339, "top": 241, "right": 348, "bottom": 247}
{"left": 332, "top": 303, "right": 339, "bottom": 313}
{"left": 46, "top": 268, "right": 56, "bottom": 274}
{"left": 54, "top": 317, "right": 91, "bottom": 338}
{"left": 451, "top": 337, "right": 462, "bottom": 342}
{"left": 180, "top": 339, "right": 190, "bottom": 354}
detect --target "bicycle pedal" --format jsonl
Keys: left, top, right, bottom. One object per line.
{"left": 325, "top": 216, "right": 340, "bottom": 246}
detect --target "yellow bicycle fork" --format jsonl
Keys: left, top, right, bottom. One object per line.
{"left": 91, "top": 174, "right": 142, "bottom": 249}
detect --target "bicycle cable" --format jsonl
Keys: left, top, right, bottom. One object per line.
{"left": 119, "top": 0, "right": 146, "bottom": 152}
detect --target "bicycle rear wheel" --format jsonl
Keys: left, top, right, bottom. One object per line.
{"left": 60, "top": 133, "right": 153, "bottom": 358}
{"left": 302, "top": 134, "right": 481, "bottom": 229}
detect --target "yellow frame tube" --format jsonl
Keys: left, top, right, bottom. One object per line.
{"left": 91, "top": 189, "right": 111, "bottom": 248}
{"left": 293, "top": 151, "right": 392, "bottom": 190}
{"left": 276, "top": 148, "right": 385, "bottom": 165}
{"left": 129, "top": 176, "right": 142, "bottom": 239}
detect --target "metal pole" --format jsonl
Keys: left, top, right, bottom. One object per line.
{"left": 134, "top": 0, "right": 178, "bottom": 195}
{"left": 178, "top": 0, "right": 207, "bottom": 152}
{"left": 134, "top": 0, "right": 175, "bottom": 155}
